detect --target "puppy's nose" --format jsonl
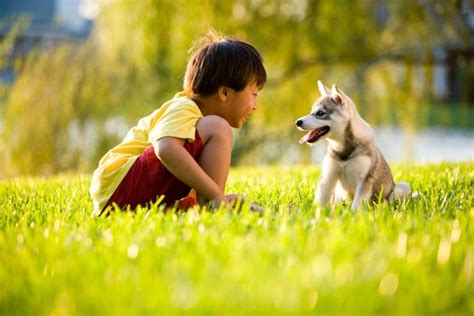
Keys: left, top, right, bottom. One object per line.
{"left": 296, "top": 120, "right": 303, "bottom": 127}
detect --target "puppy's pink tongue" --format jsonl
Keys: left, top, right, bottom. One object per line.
{"left": 299, "top": 131, "right": 313, "bottom": 144}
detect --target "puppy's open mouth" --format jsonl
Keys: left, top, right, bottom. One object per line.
{"left": 299, "top": 126, "right": 330, "bottom": 144}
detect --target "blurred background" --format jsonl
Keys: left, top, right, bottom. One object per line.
{"left": 0, "top": 0, "right": 472, "bottom": 177}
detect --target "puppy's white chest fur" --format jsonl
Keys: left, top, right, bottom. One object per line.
{"left": 330, "top": 155, "right": 371, "bottom": 194}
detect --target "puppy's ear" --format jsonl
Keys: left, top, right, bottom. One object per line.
{"left": 317, "top": 80, "right": 330, "bottom": 96}
{"left": 330, "top": 84, "right": 342, "bottom": 104}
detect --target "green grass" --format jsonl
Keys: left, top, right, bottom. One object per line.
{"left": 0, "top": 163, "right": 473, "bottom": 315}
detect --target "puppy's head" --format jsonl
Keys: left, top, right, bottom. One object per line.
{"left": 295, "top": 80, "right": 350, "bottom": 144}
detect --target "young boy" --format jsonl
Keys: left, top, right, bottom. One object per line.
{"left": 90, "top": 31, "right": 267, "bottom": 216}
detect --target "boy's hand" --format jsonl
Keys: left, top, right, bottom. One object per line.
{"left": 218, "top": 194, "right": 265, "bottom": 212}
{"left": 224, "top": 193, "right": 247, "bottom": 203}
{"left": 209, "top": 194, "right": 241, "bottom": 208}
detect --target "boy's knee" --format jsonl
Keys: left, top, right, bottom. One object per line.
{"left": 197, "top": 115, "right": 233, "bottom": 144}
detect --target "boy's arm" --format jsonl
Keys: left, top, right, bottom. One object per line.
{"left": 153, "top": 137, "right": 227, "bottom": 205}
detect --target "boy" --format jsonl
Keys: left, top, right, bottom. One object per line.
{"left": 90, "top": 31, "right": 267, "bottom": 216}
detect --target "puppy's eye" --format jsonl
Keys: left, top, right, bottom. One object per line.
{"left": 315, "top": 110, "right": 325, "bottom": 117}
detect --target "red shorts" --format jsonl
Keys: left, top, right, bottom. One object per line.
{"left": 103, "top": 132, "right": 203, "bottom": 213}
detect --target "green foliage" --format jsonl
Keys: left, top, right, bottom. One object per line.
{"left": 0, "top": 163, "right": 472, "bottom": 314}
{"left": 0, "top": 16, "right": 29, "bottom": 69}
{"left": 3, "top": 44, "right": 110, "bottom": 174}
{"left": 0, "top": 1, "right": 472, "bottom": 176}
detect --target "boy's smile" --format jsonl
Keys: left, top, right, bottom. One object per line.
{"left": 192, "top": 81, "right": 260, "bottom": 129}
{"left": 224, "top": 82, "right": 260, "bottom": 128}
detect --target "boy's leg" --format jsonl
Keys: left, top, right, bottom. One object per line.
{"left": 102, "top": 135, "right": 204, "bottom": 213}
{"left": 195, "top": 115, "right": 233, "bottom": 204}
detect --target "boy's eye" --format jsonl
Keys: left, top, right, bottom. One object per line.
{"left": 252, "top": 93, "right": 258, "bottom": 97}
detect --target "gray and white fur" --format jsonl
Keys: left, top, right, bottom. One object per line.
{"left": 296, "top": 80, "right": 411, "bottom": 210}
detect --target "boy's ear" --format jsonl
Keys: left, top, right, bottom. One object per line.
{"left": 217, "top": 86, "right": 229, "bottom": 101}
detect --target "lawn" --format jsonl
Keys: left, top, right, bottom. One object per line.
{"left": 0, "top": 163, "right": 472, "bottom": 314}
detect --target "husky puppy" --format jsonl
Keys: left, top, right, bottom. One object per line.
{"left": 296, "top": 81, "right": 411, "bottom": 209}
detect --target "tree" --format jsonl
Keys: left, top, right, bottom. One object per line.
{"left": 1, "top": 0, "right": 471, "bottom": 175}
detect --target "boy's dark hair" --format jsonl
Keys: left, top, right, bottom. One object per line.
{"left": 184, "top": 30, "right": 266, "bottom": 96}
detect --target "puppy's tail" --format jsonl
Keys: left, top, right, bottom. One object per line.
{"left": 389, "top": 181, "right": 411, "bottom": 203}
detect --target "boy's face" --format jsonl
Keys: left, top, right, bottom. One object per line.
{"left": 224, "top": 81, "right": 260, "bottom": 128}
